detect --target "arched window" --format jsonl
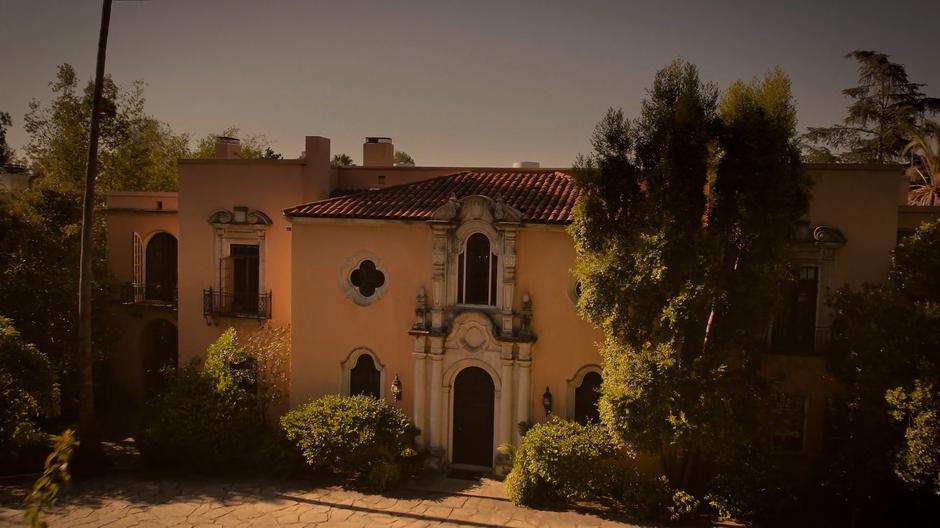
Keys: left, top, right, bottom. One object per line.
{"left": 145, "top": 233, "right": 177, "bottom": 302}
{"left": 458, "top": 233, "right": 497, "bottom": 306}
{"left": 350, "top": 354, "right": 381, "bottom": 398}
{"left": 574, "top": 371, "right": 602, "bottom": 424}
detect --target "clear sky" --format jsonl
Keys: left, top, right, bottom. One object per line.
{"left": 1, "top": 0, "right": 937, "bottom": 167}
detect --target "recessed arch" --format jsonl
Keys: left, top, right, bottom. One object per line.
{"left": 144, "top": 231, "right": 177, "bottom": 302}
{"left": 566, "top": 364, "right": 603, "bottom": 423}
{"left": 339, "top": 347, "right": 386, "bottom": 399}
{"left": 451, "top": 366, "right": 496, "bottom": 467}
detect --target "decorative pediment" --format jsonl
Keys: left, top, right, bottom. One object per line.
{"left": 430, "top": 194, "right": 522, "bottom": 224}
{"left": 208, "top": 206, "right": 273, "bottom": 226}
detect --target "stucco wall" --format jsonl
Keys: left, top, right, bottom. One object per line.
{"left": 290, "top": 220, "right": 432, "bottom": 413}
{"left": 177, "top": 160, "right": 306, "bottom": 363}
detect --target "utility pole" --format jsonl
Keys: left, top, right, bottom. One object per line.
{"left": 77, "top": 0, "right": 113, "bottom": 440}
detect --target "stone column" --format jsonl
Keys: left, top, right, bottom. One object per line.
{"left": 412, "top": 336, "right": 428, "bottom": 449}
{"left": 515, "top": 343, "right": 532, "bottom": 445}
{"left": 428, "top": 336, "right": 445, "bottom": 455}
{"left": 499, "top": 345, "right": 515, "bottom": 448}
{"left": 429, "top": 226, "right": 449, "bottom": 331}
{"left": 500, "top": 228, "right": 517, "bottom": 336}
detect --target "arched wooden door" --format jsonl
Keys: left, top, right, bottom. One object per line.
{"left": 452, "top": 367, "right": 495, "bottom": 467}
{"left": 142, "top": 318, "right": 178, "bottom": 399}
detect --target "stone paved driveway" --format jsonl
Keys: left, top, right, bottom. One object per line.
{"left": 0, "top": 474, "right": 646, "bottom": 527}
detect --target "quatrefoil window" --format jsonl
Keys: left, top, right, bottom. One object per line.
{"left": 350, "top": 260, "right": 385, "bottom": 297}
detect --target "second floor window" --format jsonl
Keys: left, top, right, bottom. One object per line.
{"left": 458, "top": 233, "right": 498, "bottom": 306}
{"left": 772, "top": 266, "right": 819, "bottom": 352}
{"left": 223, "top": 244, "right": 260, "bottom": 315}
{"left": 145, "top": 232, "right": 177, "bottom": 302}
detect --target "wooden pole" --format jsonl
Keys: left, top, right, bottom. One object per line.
{"left": 77, "top": 0, "right": 112, "bottom": 438}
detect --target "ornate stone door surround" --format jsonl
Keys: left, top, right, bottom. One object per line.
{"left": 408, "top": 195, "right": 536, "bottom": 473}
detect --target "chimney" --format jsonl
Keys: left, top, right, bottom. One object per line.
{"left": 303, "top": 136, "right": 332, "bottom": 202}
{"left": 363, "top": 137, "right": 394, "bottom": 167}
{"left": 215, "top": 136, "right": 241, "bottom": 159}
{"left": 512, "top": 161, "right": 540, "bottom": 169}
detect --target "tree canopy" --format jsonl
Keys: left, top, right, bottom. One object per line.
{"left": 0, "top": 112, "right": 12, "bottom": 167}
{"left": 827, "top": 220, "right": 940, "bottom": 497}
{"left": 331, "top": 153, "right": 354, "bottom": 167}
{"left": 394, "top": 150, "right": 414, "bottom": 165}
{"left": 571, "top": 61, "right": 808, "bottom": 514}
{"left": 189, "top": 126, "right": 280, "bottom": 160}
{"left": 803, "top": 51, "right": 940, "bottom": 163}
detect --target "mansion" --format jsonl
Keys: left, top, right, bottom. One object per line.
{"left": 104, "top": 135, "right": 939, "bottom": 472}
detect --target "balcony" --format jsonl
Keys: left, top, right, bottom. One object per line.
{"left": 203, "top": 288, "right": 272, "bottom": 320}
{"left": 120, "top": 281, "right": 177, "bottom": 307}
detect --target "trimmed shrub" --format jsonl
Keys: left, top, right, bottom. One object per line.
{"left": 281, "top": 395, "right": 418, "bottom": 489}
{"left": 504, "top": 416, "right": 701, "bottom": 522}
{"left": 504, "top": 416, "right": 617, "bottom": 506}
{"left": 136, "top": 327, "right": 299, "bottom": 475}
{"left": 137, "top": 365, "right": 263, "bottom": 472}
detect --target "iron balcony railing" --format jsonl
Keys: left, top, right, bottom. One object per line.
{"left": 203, "top": 288, "right": 272, "bottom": 319}
{"left": 120, "top": 281, "right": 178, "bottom": 307}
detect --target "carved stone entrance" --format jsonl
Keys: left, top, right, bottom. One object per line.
{"left": 451, "top": 367, "right": 495, "bottom": 467}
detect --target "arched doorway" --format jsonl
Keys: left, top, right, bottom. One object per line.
{"left": 452, "top": 366, "right": 495, "bottom": 467}
{"left": 145, "top": 232, "right": 177, "bottom": 302}
{"left": 142, "top": 318, "right": 178, "bottom": 399}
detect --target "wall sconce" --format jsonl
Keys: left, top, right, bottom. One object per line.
{"left": 391, "top": 374, "right": 402, "bottom": 401}
{"left": 542, "top": 386, "right": 553, "bottom": 416}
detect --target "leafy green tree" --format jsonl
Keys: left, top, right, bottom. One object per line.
{"left": 571, "top": 61, "right": 808, "bottom": 509}
{"left": 24, "top": 64, "right": 186, "bottom": 193}
{"left": 394, "top": 150, "right": 414, "bottom": 165}
{"left": 827, "top": 220, "right": 940, "bottom": 497}
{"left": 331, "top": 153, "right": 354, "bottom": 167}
{"left": 0, "top": 112, "right": 12, "bottom": 167}
{"left": 189, "top": 126, "right": 277, "bottom": 159}
{"left": 803, "top": 51, "right": 940, "bottom": 163}
{"left": 0, "top": 317, "right": 59, "bottom": 451}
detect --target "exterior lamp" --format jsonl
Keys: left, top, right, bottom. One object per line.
{"left": 391, "top": 374, "right": 402, "bottom": 401}
{"left": 542, "top": 386, "right": 553, "bottom": 416}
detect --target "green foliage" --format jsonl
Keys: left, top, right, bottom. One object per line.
{"left": 0, "top": 111, "right": 12, "bottom": 166}
{"left": 190, "top": 126, "right": 277, "bottom": 160}
{"left": 23, "top": 429, "right": 78, "bottom": 528}
{"left": 571, "top": 60, "right": 807, "bottom": 511}
{"left": 137, "top": 328, "right": 297, "bottom": 475}
{"left": 394, "top": 150, "right": 414, "bottom": 165}
{"left": 803, "top": 50, "right": 940, "bottom": 163}
{"left": 827, "top": 220, "right": 940, "bottom": 500}
{"left": 24, "top": 64, "right": 188, "bottom": 193}
{"left": 887, "top": 380, "right": 939, "bottom": 488}
{"left": 903, "top": 120, "right": 939, "bottom": 206}
{"left": 331, "top": 153, "right": 354, "bottom": 167}
{"left": 280, "top": 395, "right": 417, "bottom": 489}
{"left": 0, "top": 317, "right": 59, "bottom": 450}
{"left": 504, "top": 417, "right": 619, "bottom": 506}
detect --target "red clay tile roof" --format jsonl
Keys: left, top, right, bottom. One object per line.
{"left": 285, "top": 171, "right": 579, "bottom": 224}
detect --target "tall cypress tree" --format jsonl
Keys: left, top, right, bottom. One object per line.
{"left": 571, "top": 62, "right": 808, "bottom": 511}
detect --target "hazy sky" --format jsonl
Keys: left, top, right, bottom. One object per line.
{"left": 1, "top": 0, "right": 938, "bottom": 167}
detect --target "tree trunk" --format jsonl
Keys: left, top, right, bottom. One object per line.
{"left": 77, "top": 0, "right": 112, "bottom": 440}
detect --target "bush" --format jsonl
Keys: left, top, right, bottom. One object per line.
{"left": 504, "top": 416, "right": 618, "bottom": 506}
{"left": 281, "top": 395, "right": 418, "bottom": 489}
{"left": 136, "top": 366, "right": 263, "bottom": 472}
{"left": 136, "top": 327, "right": 298, "bottom": 475}
{"left": 0, "top": 317, "right": 59, "bottom": 452}
{"left": 504, "top": 416, "right": 702, "bottom": 521}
